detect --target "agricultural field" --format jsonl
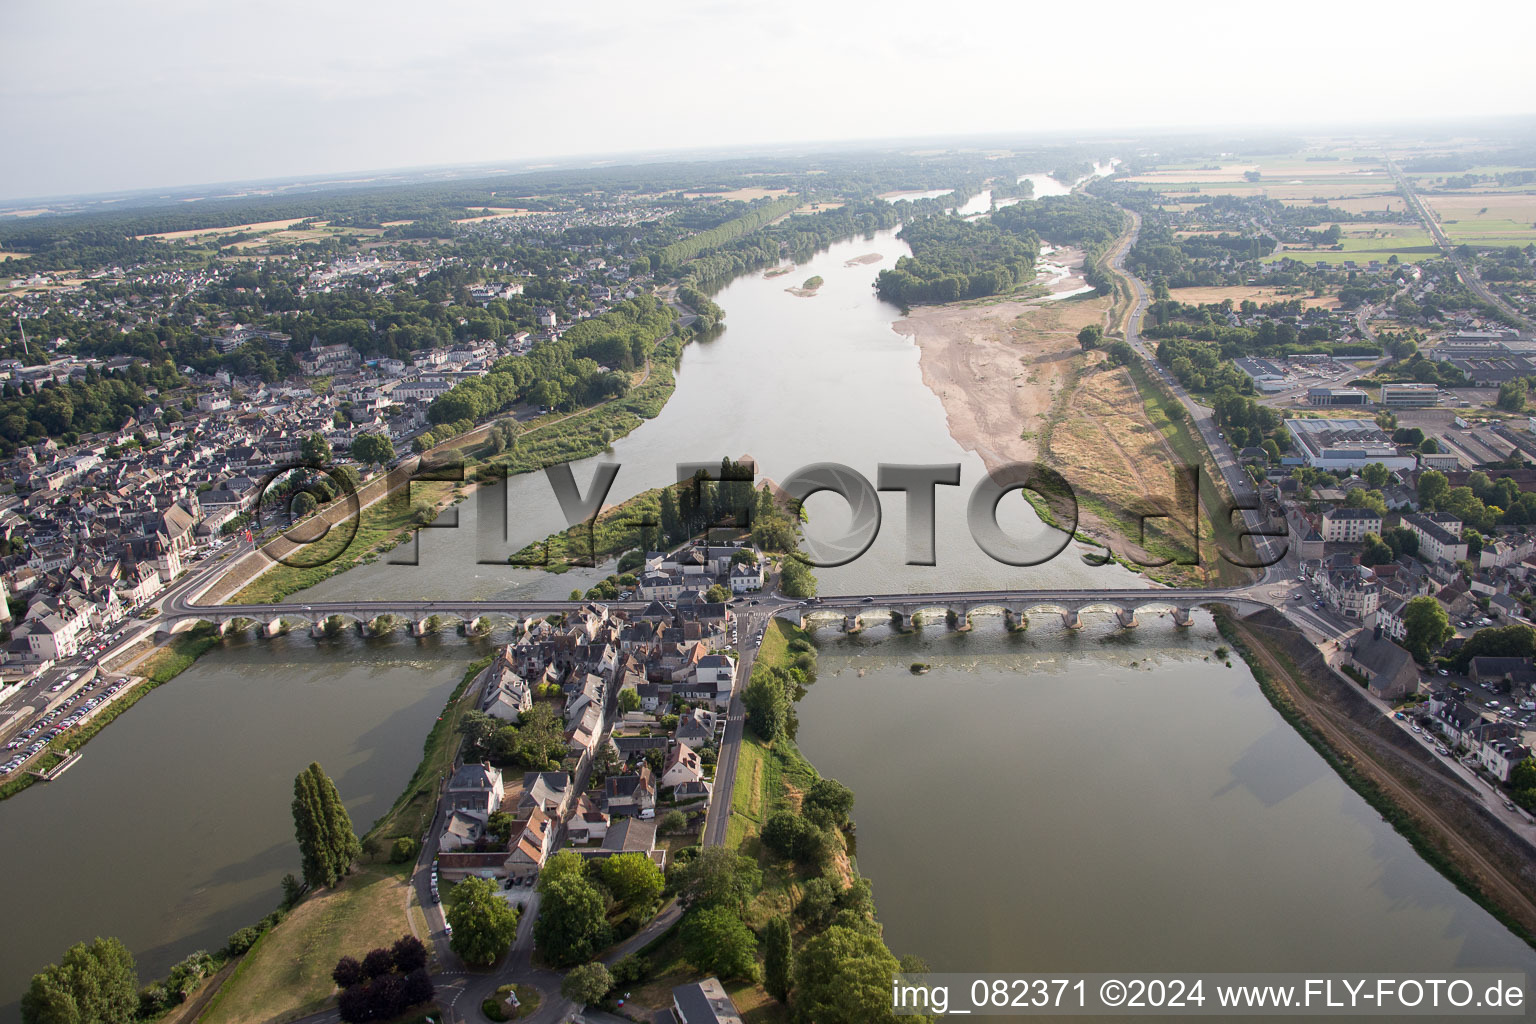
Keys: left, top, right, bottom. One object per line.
{"left": 136, "top": 218, "right": 312, "bottom": 241}
{"left": 1165, "top": 285, "right": 1340, "bottom": 310}
{"left": 1264, "top": 223, "right": 1439, "bottom": 265}
{"left": 1421, "top": 192, "right": 1536, "bottom": 248}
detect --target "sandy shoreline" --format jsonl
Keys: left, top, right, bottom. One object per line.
{"left": 893, "top": 248, "right": 1203, "bottom": 577}
{"left": 892, "top": 247, "right": 1095, "bottom": 467}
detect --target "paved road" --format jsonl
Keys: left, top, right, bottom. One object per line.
{"left": 1108, "top": 209, "right": 1284, "bottom": 581}
{"left": 1387, "top": 159, "right": 1531, "bottom": 331}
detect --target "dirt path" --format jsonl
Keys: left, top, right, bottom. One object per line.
{"left": 1229, "top": 616, "right": 1536, "bottom": 939}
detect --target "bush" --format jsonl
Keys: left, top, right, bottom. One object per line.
{"left": 390, "top": 836, "right": 419, "bottom": 864}
{"left": 224, "top": 926, "right": 262, "bottom": 957}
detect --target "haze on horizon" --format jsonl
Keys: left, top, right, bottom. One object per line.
{"left": 3, "top": 0, "right": 1533, "bottom": 202}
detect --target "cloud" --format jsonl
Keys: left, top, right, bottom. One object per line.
{"left": 2, "top": 0, "right": 1533, "bottom": 198}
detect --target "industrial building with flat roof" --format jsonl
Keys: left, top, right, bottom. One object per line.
{"left": 1284, "top": 418, "right": 1418, "bottom": 472}
{"left": 1379, "top": 383, "right": 1441, "bottom": 408}
{"left": 1307, "top": 387, "right": 1370, "bottom": 407}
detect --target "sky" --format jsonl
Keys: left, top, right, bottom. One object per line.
{"left": 3, "top": 0, "right": 1534, "bottom": 201}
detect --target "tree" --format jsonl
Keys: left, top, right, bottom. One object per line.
{"left": 597, "top": 852, "right": 664, "bottom": 909}
{"left": 674, "top": 846, "right": 761, "bottom": 914}
{"left": 537, "top": 849, "right": 587, "bottom": 892}
{"left": 793, "top": 924, "right": 925, "bottom": 1024}
{"left": 534, "top": 874, "right": 610, "bottom": 967}
{"left": 1359, "top": 532, "right": 1394, "bottom": 568}
{"left": 289, "top": 491, "right": 318, "bottom": 519}
{"left": 744, "top": 672, "right": 788, "bottom": 740}
{"left": 1417, "top": 469, "right": 1449, "bottom": 511}
{"left": 445, "top": 877, "right": 520, "bottom": 965}
{"left": 705, "top": 583, "right": 732, "bottom": 604}
{"left": 803, "top": 777, "right": 855, "bottom": 827}
{"left": 1360, "top": 462, "right": 1390, "bottom": 488}
{"left": 657, "top": 809, "right": 688, "bottom": 835}
{"left": 763, "top": 914, "right": 793, "bottom": 1003}
{"left": 1498, "top": 378, "right": 1529, "bottom": 412}
{"left": 1077, "top": 324, "right": 1103, "bottom": 350}
{"left": 761, "top": 810, "right": 830, "bottom": 865}
{"left": 617, "top": 688, "right": 642, "bottom": 714}
{"left": 300, "top": 432, "right": 332, "bottom": 466}
{"left": 680, "top": 906, "right": 759, "bottom": 981}
{"left": 561, "top": 962, "right": 613, "bottom": 1006}
{"left": 391, "top": 935, "right": 428, "bottom": 975}
{"left": 281, "top": 873, "right": 305, "bottom": 908}
{"left": 292, "top": 762, "right": 360, "bottom": 890}
{"left": 779, "top": 555, "right": 817, "bottom": 598}
{"left": 332, "top": 956, "right": 364, "bottom": 989}
{"left": 361, "top": 948, "right": 394, "bottom": 980}
{"left": 1402, "top": 596, "right": 1453, "bottom": 663}
{"left": 351, "top": 432, "right": 395, "bottom": 466}
{"left": 22, "top": 938, "right": 139, "bottom": 1024}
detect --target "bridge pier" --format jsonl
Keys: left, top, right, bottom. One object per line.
{"left": 411, "top": 617, "right": 433, "bottom": 637}
{"left": 466, "top": 616, "right": 491, "bottom": 637}
{"left": 310, "top": 621, "right": 327, "bottom": 639}
{"left": 1171, "top": 607, "right": 1192, "bottom": 628}
{"left": 1115, "top": 608, "right": 1138, "bottom": 629}
{"left": 892, "top": 611, "right": 912, "bottom": 632}
{"left": 1005, "top": 609, "right": 1026, "bottom": 632}
{"left": 215, "top": 620, "right": 232, "bottom": 637}
{"left": 948, "top": 608, "right": 969, "bottom": 631}
{"left": 262, "top": 618, "right": 285, "bottom": 638}
{"left": 1061, "top": 609, "right": 1083, "bottom": 630}
{"left": 843, "top": 615, "right": 860, "bottom": 634}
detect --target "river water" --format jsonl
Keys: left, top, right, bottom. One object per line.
{"left": 3, "top": 207, "right": 1533, "bottom": 1017}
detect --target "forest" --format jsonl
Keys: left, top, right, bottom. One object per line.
{"left": 0, "top": 360, "right": 186, "bottom": 451}
{"left": 874, "top": 216, "right": 1039, "bottom": 305}
{"left": 426, "top": 296, "right": 674, "bottom": 423}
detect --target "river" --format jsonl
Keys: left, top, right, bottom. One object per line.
{"left": 3, "top": 208, "right": 1533, "bottom": 1018}
{"left": 797, "top": 619, "right": 1536, "bottom": 982}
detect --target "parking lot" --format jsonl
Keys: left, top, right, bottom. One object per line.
{"left": 0, "top": 628, "right": 139, "bottom": 778}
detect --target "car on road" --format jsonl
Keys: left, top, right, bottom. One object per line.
{"left": 1411, "top": 725, "right": 1422, "bottom": 733}
{"left": 1486, "top": 700, "right": 1500, "bottom": 709}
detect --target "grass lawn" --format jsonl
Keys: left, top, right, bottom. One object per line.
{"left": 200, "top": 863, "right": 415, "bottom": 1024}
{"left": 231, "top": 480, "right": 459, "bottom": 603}
{"left": 1128, "top": 361, "right": 1252, "bottom": 586}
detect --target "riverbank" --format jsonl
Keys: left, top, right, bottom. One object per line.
{"left": 189, "top": 655, "right": 488, "bottom": 1021}
{"left": 211, "top": 330, "right": 687, "bottom": 606}
{"left": 620, "top": 617, "right": 914, "bottom": 1022}
{"left": 0, "top": 625, "right": 221, "bottom": 803}
{"left": 1217, "top": 607, "right": 1536, "bottom": 950}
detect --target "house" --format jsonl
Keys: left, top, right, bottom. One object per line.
{"left": 447, "top": 763, "right": 504, "bottom": 816}
{"left": 675, "top": 707, "right": 719, "bottom": 748}
{"left": 1430, "top": 701, "right": 1483, "bottom": 750}
{"left": 671, "top": 978, "right": 744, "bottom": 1024}
{"left": 1321, "top": 564, "right": 1380, "bottom": 621}
{"left": 1468, "top": 657, "right": 1536, "bottom": 691}
{"left": 729, "top": 559, "right": 763, "bottom": 593}
{"left": 504, "top": 807, "right": 554, "bottom": 880}
{"left": 438, "top": 809, "right": 487, "bottom": 852}
{"left": 567, "top": 793, "right": 610, "bottom": 844}
{"left": 600, "top": 815, "right": 657, "bottom": 856}
{"left": 1375, "top": 596, "right": 1408, "bottom": 643}
{"left": 693, "top": 654, "right": 735, "bottom": 706}
{"left": 1347, "top": 633, "right": 1419, "bottom": 700}
{"left": 661, "top": 741, "right": 704, "bottom": 789}
{"left": 1479, "top": 738, "right": 1533, "bottom": 783}
{"left": 1402, "top": 513, "right": 1468, "bottom": 565}
{"left": 605, "top": 765, "right": 656, "bottom": 818}
{"left": 481, "top": 650, "right": 533, "bottom": 720}
{"left": 1320, "top": 506, "right": 1382, "bottom": 544}
{"left": 519, "top": 771, "right": 573, "bottom": 817}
